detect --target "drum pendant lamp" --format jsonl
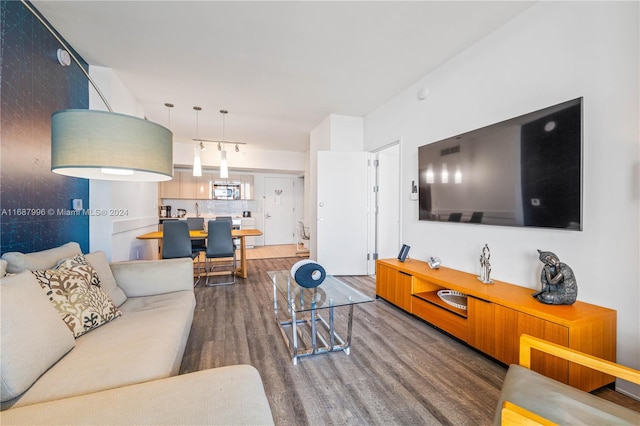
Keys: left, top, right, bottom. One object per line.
{"left": 23, "top": 0, "right": 173, "bottom": 182}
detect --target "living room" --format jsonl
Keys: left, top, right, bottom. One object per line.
{"left": 1, "top": 0, "right": 638, "bottom": 423}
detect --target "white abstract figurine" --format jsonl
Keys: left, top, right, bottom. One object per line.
{"left": 477, "top": 244, "right": 493, "bottom": 284}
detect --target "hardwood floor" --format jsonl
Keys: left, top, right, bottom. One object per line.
{"left": 179, "top": 257, "right": 639, "bottom": 425}
{"left": 243, "top": 244, "right": 309, "bottom": 260}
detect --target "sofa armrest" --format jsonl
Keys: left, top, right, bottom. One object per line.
{"left": 501, "top": 401, "right": 558, "bottom": 426}
{"left": 495, "top": 336, "right": 640, "bottom": 426}
{"left": 110, "top": 258, "right": 193, "bottom": 297}
{"left": 519, "top": 334, "right": 640, "bottom": 385}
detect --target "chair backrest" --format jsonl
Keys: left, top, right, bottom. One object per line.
{"left": 187, "top": 217, "right": 206, "bottom": 250}
{"left": 215, "top": 216, "right": 233, "bottom": 223}
{"left": 187, "top": 217, "right": 205, "bottom": 230}
{"left": 470, "top": 212, "right": 483, "bottom": 223}
{"left": 206, "top": 220, "right": 235, "bottom": 258}
{"left": 448, "top": 213, "right": 462, "bottom": 222}
{"left": 162, "top": 220, "right": 193, "bottom": 259}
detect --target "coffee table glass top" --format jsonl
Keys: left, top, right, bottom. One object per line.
{"left": 267, "top": 270, "right": 374, "bottom": 312}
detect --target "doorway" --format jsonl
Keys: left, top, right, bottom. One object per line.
{"left": 264, "top": 177, "right": 295, "bottom": 245}
{"left": 369, "top": 142, "right": 401, "bottom": 274}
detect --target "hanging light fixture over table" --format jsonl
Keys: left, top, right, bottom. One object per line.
{"left": 219, "top": 110, "right": 229, "bottom": 179}
{"left": 192, "top": 107, "right": 203, "bottom": 177}
{"left": 192, "top": 109, "right": 246, "bottom": 179}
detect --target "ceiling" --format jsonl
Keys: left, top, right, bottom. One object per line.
{"left": 32, "top": 1, "right": 534, "bottom": 153}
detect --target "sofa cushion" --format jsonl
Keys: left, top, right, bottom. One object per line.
{"left": 1, "top": 242, "right": 82, "bottom": 274}
{"left": 84, "top": 251, "right": 127, "bottom": 307}
{"left": 494, "top": 364, "right": 640, "bottom": 425}
{"left": 110, "top": 258, "right": 194, "bottom": 297}
{"left": 3, "top": 290, "right": 195, "bottom": 409}
{"left": 31, "top": 255, "right": 121, "bottom": 338}
{"left": 0, "top": 366, "right": 274, "bottom": 425}
{"left": 0, "top": 272, "right": 75, "bottom": 402}
{"left": 1, "top": 259, "right": 7, "bottom": 278}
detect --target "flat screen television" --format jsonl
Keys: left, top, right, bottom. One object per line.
{"left": 418, "top": 97, "right": 582, "bottom": 230}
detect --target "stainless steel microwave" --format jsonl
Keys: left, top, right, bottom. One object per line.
{"left": 212, "top": 183, "right": 240, "bottom": 200}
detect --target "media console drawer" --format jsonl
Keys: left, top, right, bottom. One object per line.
{"left": 411, "top": 296, "right": 467, "bottom": 341}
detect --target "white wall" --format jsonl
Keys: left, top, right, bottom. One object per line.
{"left": 89, "top": 66, "right": 159, "bottom": 261}
{"left": 173, "top": 141, "right": 306, "bottom": 173}
{"left": 365, "top": 1, "right": 639, "bottom": 398}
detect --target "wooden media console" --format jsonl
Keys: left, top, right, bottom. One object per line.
{"left": 376, "top": 258, "right": 617, "bottom": 392}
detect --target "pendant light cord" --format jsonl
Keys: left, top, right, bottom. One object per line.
{"left": 194, "top": 106, "right": 202, "bottom": 140}
{"left": 20, "top": 0, "right": 113, "bottom": 112}
{"left": 221, "top": 109, "right": 228, "bottom": 151}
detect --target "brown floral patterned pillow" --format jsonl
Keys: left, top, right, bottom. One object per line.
{"left": 32, "top": 254, "right": 121, "bottom": 337}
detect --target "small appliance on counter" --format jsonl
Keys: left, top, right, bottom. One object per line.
{"left": 160, "top": 205, "right": 171, "bottom": 218}
{"left": 243, "top": 211, "right": 251, "bottom": 217}
{"left": 177, "top": 209, "right": 187, "bottom": 218}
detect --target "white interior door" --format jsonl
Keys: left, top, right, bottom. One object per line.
{"left": 375, "top": 143, "right": 401, "bottom": 267}
{"left": 264, "top": 177, "right": 295, "bottom": 245}
{"left": 317, "top": 151, "right": 369, "bottom": 275}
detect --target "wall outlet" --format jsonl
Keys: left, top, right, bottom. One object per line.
{"left": 72, "top": 199, "right": 83, "bottom": 211}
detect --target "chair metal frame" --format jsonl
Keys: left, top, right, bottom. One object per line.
{"left": 204, "top": 220, "right": 237, "bottom": 286}
{"left": 296, "top": 221, "right": 310, "bottom": 254}
{"left": 186, "top": 217, "right": 206, "bottom": 285}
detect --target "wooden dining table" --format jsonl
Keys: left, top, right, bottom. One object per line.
{"left": 136, "top": 228, "right": 263, "bottom": 279}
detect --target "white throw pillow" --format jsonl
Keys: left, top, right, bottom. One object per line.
{"left": 1, "top": 259, "right": 7, "bottom": 278}
{"left": 0, "top": 272, "right": 75, "bottom": 402}
{"left": 1, "top": 242, "right": 81, "bottom": 274}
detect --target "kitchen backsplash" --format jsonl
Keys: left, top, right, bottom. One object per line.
{"left": 160, "top": 199, "right": 260, "bottom": 218}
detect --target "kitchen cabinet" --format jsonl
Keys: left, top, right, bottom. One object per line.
{"left": 160, "top": 171, "right": 254, "bottom": 200}
{"left": 159, "top": 172, "right": 181, "bottom": 198}
{"left": 376, "top": 258, "right": 617, "bottom": 392}
{"left": 180, "top": 172, "right": 197, "bottom": 199}
{"left": 195, "top": 177, "right": 209, "bottom": 199}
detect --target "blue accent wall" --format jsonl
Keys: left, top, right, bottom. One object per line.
{"left": 1, "top": 0, "right": 90, "bottom": 255}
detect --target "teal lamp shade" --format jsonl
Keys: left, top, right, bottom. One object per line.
{"left": 51, "top": 110, "right": 173, "bottom": 181}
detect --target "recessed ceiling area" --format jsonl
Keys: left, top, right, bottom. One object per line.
{"left": 32, "top": 1, "right": 534, "bottom": 153}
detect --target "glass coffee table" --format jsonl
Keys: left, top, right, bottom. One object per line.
{"left": 267, "top": 270, "right": 375, "bottom": 365}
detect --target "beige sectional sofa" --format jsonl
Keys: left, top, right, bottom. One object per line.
{"left": 0, "top": 242, "right": 274, "bottom": 425}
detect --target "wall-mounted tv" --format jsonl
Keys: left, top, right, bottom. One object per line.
{"left": 418, "top": 98, "right": 582, "bottom": 230}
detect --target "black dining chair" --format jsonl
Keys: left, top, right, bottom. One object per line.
{"left": 205, "top": 220, "right": 236, "bottom": 286}
{"left": 447, "top": 212, "right": 463, "bottom": 222}
{"left": 187, "top": 217, "right": 206, "bottom": 278}
{"left": 469, "top": 211, "right": 484, "bottom": 224}
{"left": 162, "top": 220, "right": 200, "bottom": 286}
{"left": 216, "top": 216, "right": 239, "bottom": 248}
